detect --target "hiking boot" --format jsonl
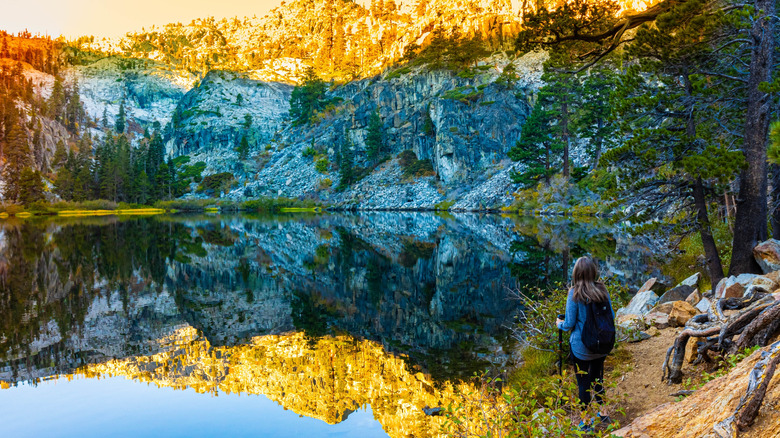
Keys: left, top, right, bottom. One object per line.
{"left": 597, "top": 414, "right": 612, "bottom": 425}
{"left": 577, "top": 420, "right": 593, "bottom": 433}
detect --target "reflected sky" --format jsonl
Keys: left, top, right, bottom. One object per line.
{"left": 0, "top": 376, "right": 388, "bottom": 438}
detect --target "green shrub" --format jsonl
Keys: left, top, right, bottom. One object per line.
{"left": 398, "top": 150, "right": 435, "bottom": 178}
{"left": 398, "top": 150, "right": 417, "bottom": 167}
{"left": 242, "top": 197, "right": 322, "bottom": 212}
{"left": 198, "top": 172, "right": 236, "bottom": 196}
{"left": 315, "top": 158, "right": 329, "bottom": 173}
{"left": 434, "top": 200, "right": 456, "bottom": 210}
{"left": 302, "top": 147, "right": 318, "bottom": 158}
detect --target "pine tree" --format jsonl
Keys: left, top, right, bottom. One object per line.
{"left": 508, "top": 102, "right": 561, "bottom": 188}
{"left": 289, "top": 68, "right": 328, "bottom": 126}
{"left": 603, "top": 1, "right": 746, "bottom": 286}
{"left": 2, "top": 116, "right": 31, "bottom": 202}
{"left": 115, "top": 101, "right": 126, "bottom": 134}
{"left": 18, "top": 168, "right": 45, "bottom": 205}
{"left": 65, "top": 80, "right": 83, "bottom": 132}
{"left": 337, "top": 132, "right": 354, "bottom": 189}
{"left": 365, "top": 110, "right": 386, "bottom": 163}
{"left": 52, "top": 140, "right": 68, "bottom": 169}
{"left": 48, "top": 77, "right": 65, "bottom": 121}
{"left": 237, "top": 136, "right": 250, "bottom": 160}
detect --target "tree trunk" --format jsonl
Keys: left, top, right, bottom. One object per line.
{"left": 729, "top": 0, "right": 775, "bottom": 276}
{"left": 544, "top": 142, "right": 551, "bottom": 184}
{"left": 561, "top": 95, "right": 570, "bottom": 178}
{"left": 771, "top": 164, "right": 780, "bottom": 238}
{"left": 694, "top": 177, "right": 725, "bottom": 288}
{"left": 592, "top": 117, "right": 604, "bottom": 170}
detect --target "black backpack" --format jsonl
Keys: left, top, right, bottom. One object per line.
{"left": 581, "top": 300, "right": 615, "bottom": 355}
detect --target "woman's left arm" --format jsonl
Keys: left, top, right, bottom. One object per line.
{"left": 557, "top": 290, "right": 577, "bottom": 332}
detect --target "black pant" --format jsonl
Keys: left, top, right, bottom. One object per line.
{"left": 572, "top": 354, "right": 605, "bottom": 407}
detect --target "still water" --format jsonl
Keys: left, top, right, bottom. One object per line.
{"left": 0, "top": 212, "right": 652, "bottom": 437}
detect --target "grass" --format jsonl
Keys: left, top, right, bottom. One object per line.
{"left": 279, "top": 207, "right": 323, "bottom": 213}
{"left": 57, "top": 208, "right": 164, "bottom": 217}
{"left": 0, "top": 200, "right": 166, "bottom": 218}
{"left": 660, "top": 218, "right": 733, "bottom": 291}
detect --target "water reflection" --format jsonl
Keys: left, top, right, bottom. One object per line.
{"left": 0, "top": 213, "right": 654, "bottom": 437}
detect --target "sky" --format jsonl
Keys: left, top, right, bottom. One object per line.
{"left": 0, "top": 0, "right": 280, "bottom": 39}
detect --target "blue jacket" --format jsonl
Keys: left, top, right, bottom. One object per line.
{"left": 557, "top": 288, "right": 613, "bottom": 361}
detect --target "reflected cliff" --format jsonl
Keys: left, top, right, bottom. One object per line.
{"left": 0, "top": 213, "right": 655, "bottom": 437}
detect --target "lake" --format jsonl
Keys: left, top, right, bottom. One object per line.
{"left": 0, "top": 212, "right": 654, "bottom": 437}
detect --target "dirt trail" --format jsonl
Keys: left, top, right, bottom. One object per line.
{"left": 606, "top": 328, "right": 686, "bottom": 425}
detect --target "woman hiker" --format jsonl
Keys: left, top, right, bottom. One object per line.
{"left": 556, "top": 256, "right": 614, "bottom": 432}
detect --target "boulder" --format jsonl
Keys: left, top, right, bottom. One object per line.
{"left": 749, "top": 275, "right": 778, "bottom": 292}
{"left": 644, "top": 311, "right": 669, "bottom": 329}
{"left": 616, "top": 291, "right": 660, "bottom": 318}
{"left": 658, "top": 285, "right": 695, "bottom": 305}
{"left": 677, "top": 272, "right": 701, "bottom": 288}
{"left": 617, "top": 314, "right": 646, "bottom": 331}
{"left": 645, "top": 326, "right": 660, "bottom": 337}
{"left": 714, "top": 274, "right": 759, "bottom": 299}
{"left": 684, "top": 339, "right": 698, "bottom": 363}
{"left": 766, "top": 271, "right": 780, "bottom": 284}
{"left": 753, "top": 239, "right": 780, "bottom": 274}
{"left": 685, "top": 289, "right": 701, "bottom": 306}
{"left": 651, "top": 302, "right": 675, "bottom": 315}
{"left": 636, "top": 277, "right": 667, "bottom": 294}
{"left": 695, "top": 297, "right": 711, "bottom": 314}
{"left": 668, "top": 301, "right": 700, "bottom": 327}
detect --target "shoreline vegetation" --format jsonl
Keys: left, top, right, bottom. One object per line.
{"left": 0, "top": 197, "right": 618, "bottom": 218}
{"left": 0, "top": 197, "right": 326, "bottom": 217}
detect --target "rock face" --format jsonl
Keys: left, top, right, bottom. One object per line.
{"left": 168, "top": 70, "right": 292, "bottom": 157}
{"left": 754, "top": 239, "right": 780, "bottom": 274}
{"left": 614, "top": 345, "right": 780, "bottom": 438}
{"left": 61, "top": 51, "right": 548, "bottom": 210}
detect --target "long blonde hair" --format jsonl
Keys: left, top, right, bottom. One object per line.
{"left": 571, "top": 256, "right": 609, "bottom": 303}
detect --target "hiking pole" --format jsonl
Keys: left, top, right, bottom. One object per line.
{"left": 557, "top": 313, "right": 564, "bottom": 376}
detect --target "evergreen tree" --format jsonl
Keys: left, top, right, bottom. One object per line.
{"left": 365, "top": 110, "right": 387, "bottom": 164}
{"left": 18, "top": 168, "right": 45, "bottom": 205}
{"left": 289, "top": 68, "right": 328, "bottom": 126}
{"left": 337, "top": 132, "right": 354, "bottom": 189}
{"left": 115, "top": 101, "right": 126, "bottom": 134}
{"left": 603, "top": 2, "right": 746, "bottom": 285}
{"left": 52, "top": 140, "right": 68, "bottom": 169}
{"left": 64, "top": 80, "right": 83, "bottom": 132}
{"left": 237, "top": 136, "right": 250, "bottom": 160}
{"left": 508, "top": 102, "right": 561, "bottom": 188}
{"left": 2, "top": 116, "right": 31, "bottom": 202}
{"left": 48, "top": 77, "right": 65, "bottom": 122}
{"left": 574, "top": 69, "right": 617, "bottom": 170}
